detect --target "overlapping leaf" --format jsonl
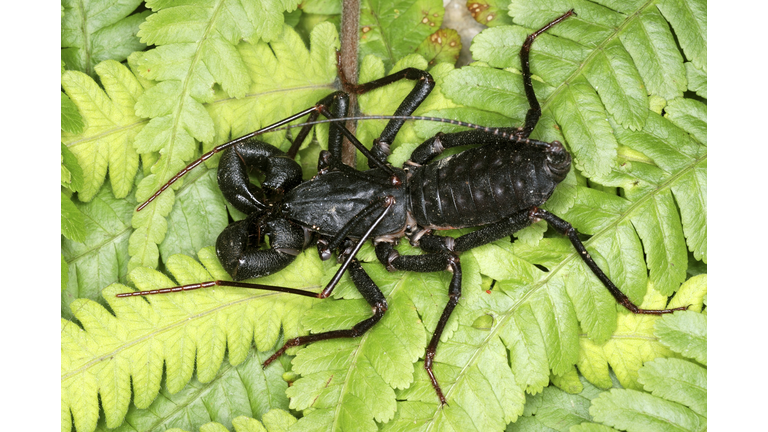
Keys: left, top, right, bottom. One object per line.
{"left": 62, "top": 248, "right": 324, "bottom": 432}
{"left": 62, "top": 60, "right": 147, "bottom": 202}
{"left": 153, "top": 410, "right": 298, "bottom": 432}
{"left": 589, "top": 278, "right": 707, "bottom": 431}
{"left": 359, "top": 0, "right": 446, "bottom": 70}
{"left": 62, "top": 187, "right": 135, "bottom": 319}
{"left": 62, "top": 0, "right": 150, "bottom": 78}
{"left": 92, "top": 352, "right": 291, "bottom": 432}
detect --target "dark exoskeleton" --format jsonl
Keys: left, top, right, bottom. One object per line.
{"left": 124, "top": 10, "right": 686, "bottom": 405}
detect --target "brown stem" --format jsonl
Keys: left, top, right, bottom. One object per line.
{"left": 340, "top": 0, "right": 360, "bottom": 167}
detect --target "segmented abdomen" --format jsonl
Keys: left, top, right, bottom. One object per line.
{"left": 408, "top": 144, "right": 560, "bottom": 229}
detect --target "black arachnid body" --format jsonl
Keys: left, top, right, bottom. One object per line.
{"left": 123, "top": 10, "right": 686, "bottom": 405}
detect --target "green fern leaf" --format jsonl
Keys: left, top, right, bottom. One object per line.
{"left": 61, "top": 92, "right": 85, "bottom": 135}
{"left": 359, "top": 0, "right": 445, "bottom": 70}
{"left": 62, "top": 60, "right": 146, "bottom": 201}
{"left": 159, "top": 168, "right": 229, "bottom": 263}
{"left": 89, "top": 352, "right": 291, "bottom": 432}
{"left": 637, "top": 358, "right": 706, "bottom": 418}
{"left": 589, "top": 388, "right": 705, "bottom": 432}
{"left": 578, "top": 272, "right": 705, "bottom": 390}
{"left": 61, "top": 141, "right": 86, "bottom": 244}
{"left": 464, "top": 0, "right": 703, "bottom": 178}
{"left": 61, "top": 143, "right": 84, "bottom": 192}
{"left": 285, "top": 254, "right": 518, "bottom": 431}
{"left": 654, "top": 275, "right": 707, "bottom": 365}
{"left": 588, "top": 291, "right": 707, "bottom": 431}
{"left": 685, "top": 63, "right": 706, "bottom": 98}
{"left": 62, "top": 248, "right": 323, "bottom": 432}
{"left": 61, "top": 191, "right": 86, "bottom": 243}
{"left": 655, "top": 0, "right": 706, "bottom": 72}
{"left": 61, "top": 0, "right": 150, "bottom": 78}
{"left": 146, "top": 410, "right": 297, "bottom": 432}
{"left": 129, "top": 21, "right": 339, "bottom": 271}
{"left": 62, "top": 187, "right": 135, "bottom": 320}
{"left": 570, "top": 424, "right": 620, "bottom": 432}
{"left": 504, "top": 374, "right": 606, "bottom": 431}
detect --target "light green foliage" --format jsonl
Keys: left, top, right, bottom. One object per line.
{"left": 62, "top": 60, "right": 146, "bottom": 202}
{"left": 90, "top": 359, "right": 292, "bottom": 432}
{"left": 62, "top": 98, "right": 87, "bottom": 287}
{"left": 587, "top": 276, "right": 707, "bottom": 431}
{"left": 505, "top": 374, "right": 610, "bottom": 431}
{"left": 146, "top": 410, "right": 298, "bottom": 432}
{"left": 61, "top": 92, "right": 85, "bottom": 135}
{"left": 159, "top": 169, "right": 229, "bottom": 263}
{"left": 62, "top": 248, "right": 323, "bottom": 432}
{"left": 654, "top": 275, "right": 707, "bottom": 365}
{"left": 61, "top": 187, "right": 135, "bottom": 319}
{"left": 503, "top": 302, "right": 708, "bottom": 432}
{"left": 577, "top": 275, "right": 706, "bottom": 391}
{"left": 61, "top": 142, "right": 86, "bottom": 243}
{"left": 467, "top": 0, "right": 706, "bottom": 178}
{"left": 61, "top": 1, "right": 706, "bottom": 432}
{"left": 685, "top": 63, "right": 706, "bottom": 98}
{"left": 61, "top": 191, "right": 86, "bottom": 243}
{"left": 359, "top": 0, "right": 445, "bottom": 70}
{"left": 62, "top": 0, "right": 150, "bottom": 78}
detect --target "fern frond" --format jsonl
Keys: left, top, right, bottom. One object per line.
{"left": 61, "top": 0, "right": 150, "bottom": 78}
{"left": 62, "top": 248, "right": 323, "bottom": 432}
{"left": 451, "top": 0, "right": 705, "bottom": 178}
{"left": 62, "top": 61, "right": 146, "bottom": 201}
{"left": 359, "top": 0, "right": 446, "bottom": 70}
{"left": 61, "top": 186, "right": 135, "bottom": 320}
{"left": 89, "top": 353, "right": 292, "bottom": 432}
{"left": 589, "top": 280, "right": 707, "bottom": 431}
{"left": 61, "top": 92, "right": 85, "bottom": 135}
{"left": 128, "top": 20, "right": 339, "bottom": 271}
{"left": 286, "top": 253, "right": 527, "bottom": 432}
{"left": 61, "top": 140, "right": 86, "bottom": 244}
{"left": 148, "top": 410, "right": 297, "bottom": 432}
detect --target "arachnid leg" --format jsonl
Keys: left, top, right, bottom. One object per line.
{"left": 287, "top": 91, "right": 349, "bottom": 160}
{"left": 261, "top": 195, "right": 395, "bottom": 365}
{"left": 531, "top": 208, "right": 688, "bottom": 314}
{"left": 262, "top": 258, "right": 389, "bottom": 367}
{"left": 344, "top": 68, "right": 436, "bottom": 167}
{"left": 282, "top": 91, "right": 396, "bottom": 175}
{"left": 518, "top": 9, "right": 576, "bottom": 138}
{"left": 407, "top": 129, "right": 517, "bottom": 166}
{"left": 375, "top": 241, "right": 463, "bottom": 405}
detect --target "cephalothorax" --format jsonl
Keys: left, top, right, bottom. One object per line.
{"left": 123, "top": 10, "right": 685, "bottom": 405}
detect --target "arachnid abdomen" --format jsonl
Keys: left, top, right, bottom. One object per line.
{"left": 408, "top": 144, "right": 570, "bottom": 229}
